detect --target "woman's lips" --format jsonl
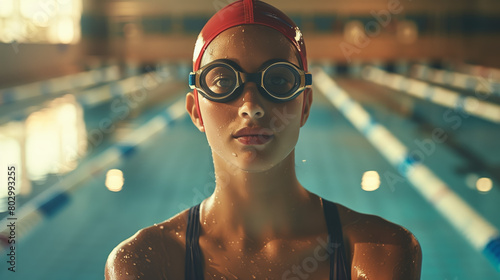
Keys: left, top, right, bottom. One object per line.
{"left": 234, "top": 134, "right": 273, "bottom": 145}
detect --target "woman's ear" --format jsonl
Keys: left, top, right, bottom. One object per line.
{"left": 186, "top": 92, "right": 205, "bottom": 132}
{"left": 300, "top": 89, "right": 313, "bottom": 127}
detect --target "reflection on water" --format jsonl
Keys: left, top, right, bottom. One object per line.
{"left": 476, "top": 177, "right": 493, "bottom": 193}
{"left": 0, "top": 123, "right": 29, "bottom": 212}
{"left": 106, "top": 169, "right": 124, "bottom": 192}
{"left": 0, "top": 94, "right": 87, "bottom": 211}
{"left": 25, "top": 94, "right": 86, "bottom": 181}
{"left": 361, "top": 170, "right": 381, "bottom": 191}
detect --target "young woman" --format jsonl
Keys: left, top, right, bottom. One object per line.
{"left": 105, "top": 1, "right": 422, "bottom": 279}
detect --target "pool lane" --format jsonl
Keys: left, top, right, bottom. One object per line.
{"left": 1, "top": 73, "right": 499, "bottom": 279}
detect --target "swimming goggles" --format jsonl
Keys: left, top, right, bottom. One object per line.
{"left": 189, "top": 60, "right": 312, "bottom": 103}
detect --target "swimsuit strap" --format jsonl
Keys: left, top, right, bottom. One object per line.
{"left": 185, "top": 203, "right": 204, "bottom": 280}
{"left": 322, "top": 198, "right": 351, "bottom": 280}
{"left": 185, "top": 199, "right": 350, "bottom": 280}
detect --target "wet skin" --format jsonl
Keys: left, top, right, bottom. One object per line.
{"left": 105, "top": 25, "right": 422, "bottom": 280}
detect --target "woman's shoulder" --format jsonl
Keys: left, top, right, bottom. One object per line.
{"left": 335, "top": 203, "right": 419, "bottom": 244}
{"left": 105, "top": 208, "right": 191, "bottom": 280}
{"left": 334, "top": 203, "right": 422, "bottom": 279}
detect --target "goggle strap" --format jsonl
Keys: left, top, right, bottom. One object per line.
{"left": 189, "top": 73, "right": 196, "bottom": 87}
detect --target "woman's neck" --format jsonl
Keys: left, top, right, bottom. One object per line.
{"left": 201, "top": 149, "right": 321, "bottom": 248}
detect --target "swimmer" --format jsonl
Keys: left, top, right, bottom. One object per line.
{"left": 105, "top": 1, "right": 422, "bottom": 279}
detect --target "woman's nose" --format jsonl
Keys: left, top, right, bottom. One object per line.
{"left": 238, "top": 83, "right": 265, "bottom": 120}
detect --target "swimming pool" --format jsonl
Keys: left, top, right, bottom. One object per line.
{"left": 0, "top": 62, "right": 499, "bottom": 279}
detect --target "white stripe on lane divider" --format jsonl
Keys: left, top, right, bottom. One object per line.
{"left": 363, "top": 66, "right": 500, "bottom": 124}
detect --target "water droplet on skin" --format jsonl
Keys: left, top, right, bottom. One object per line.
{"left": 250, "top": 259, "right": 255, "bottom": 264}
{"left": 159, "top": 226, "right": 164, "bottom": 230}
{"left": 242, "top": 29, "right": 245, "bottom": 32}
{"left": 225, "top": 267, "right": 238, "bottom": 279}
{"left": 148, "top": 247, "right": 152, "bottom": 250}
{"left": 232, "top": 152, "right": 237, "bottom": 157}
{"left": 146, "top": 259, "right": 151, "bottom": 263}
{"left": 154, "top": 223, "right": 157, "bottom": 226}
{"left": 133, "top": 263, "right": 136, "bottom": 266}
{"left": 251, "top": 275, "right": 256, "bottom": 279}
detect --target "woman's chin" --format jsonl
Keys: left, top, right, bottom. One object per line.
{"left": 229, "top": 155, "right": 279, "bottom": 173}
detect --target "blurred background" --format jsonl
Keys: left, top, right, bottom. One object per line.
{"left": 0, "top": 0, "right": 499, "bottom": 279}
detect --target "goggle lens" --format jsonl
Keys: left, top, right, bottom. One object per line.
{"left": 263, "top": 64, "right": 299, "bottom": 97}
{"left": 202, "top": 65, "right": 237, "bottom": 96}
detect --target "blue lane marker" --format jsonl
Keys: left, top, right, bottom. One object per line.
{"left": 116, "top": 144, "right": 137, "bottom": 158}
{"left": 397, "top": 154, "right": 420, "bottom": 176}
{"left": 12, "top": 113, "right": 26, "bottom": 122}
{"left": 160, "top": 111, "right": 174, "bottom": 125}
{"left": 483, "top": 236, "right": 500, "bottom": 271}
{"left": 361, "top": 117, "right": 376, "bottom": 136}
{"left": 38, "top": 191, "right": 71, "bottom": 218}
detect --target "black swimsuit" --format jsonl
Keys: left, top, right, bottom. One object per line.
{"left": 184, "top": 198, "right": 351, "bottom": 279}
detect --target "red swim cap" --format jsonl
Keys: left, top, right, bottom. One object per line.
{"left": 192, "top": 0, "right": 309, "bottom": 126}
